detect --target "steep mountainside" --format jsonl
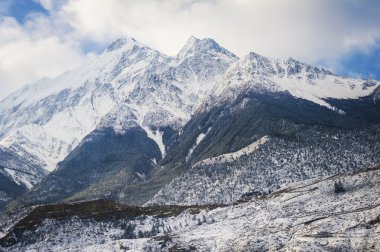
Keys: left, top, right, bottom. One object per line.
{"left": 145, "top": 54, "right": 380, "bottom": 205}
{"left": 0, "top": 146, "right": 46, "bottom": 210}
{"left": 148, "top": 90, "right": 380, "bottom": 205}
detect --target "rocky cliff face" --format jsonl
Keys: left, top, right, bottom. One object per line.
{"left": 0, "top": 146, "right": 46, "bottom": 210}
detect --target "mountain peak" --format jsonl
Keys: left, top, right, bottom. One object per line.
{"left": 177, "top": 36, "right": 237, "bottom": 60}
{"left": 186, "top": 35, "right": 200, "bottom": 45}
{"left": 177, "top": 36, "right": 200, "bottom": 58}
{"left": 285, "top": 57, "right": 335, "bottom": 76}
{"left": 106, "top": 37, "right": 143, "bottom": 52}
{"left": 247, "top": 51, "right": 269, "bottom": 61}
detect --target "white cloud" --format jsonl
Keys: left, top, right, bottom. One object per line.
{"left": 58, "top": 0, "right": 380, "bottom": 59}
{"left": 0, "top": 0, "right": 380, "bottom": 99}
{"left": 0, "top": 17, "right": 86, "bottom": 100}
{"left": 34, "top": 0, "right": 54, "bottom": 11}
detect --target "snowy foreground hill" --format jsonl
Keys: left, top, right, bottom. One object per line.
{"left": 1, "top": 166, "right": 379, "bottom": 251}
{"left": 0, "top": 36, "right": 379, "bottom": 251}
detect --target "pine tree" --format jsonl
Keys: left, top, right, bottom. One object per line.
{"left": 334, "top": 180, "right": 345, "bottom": 193}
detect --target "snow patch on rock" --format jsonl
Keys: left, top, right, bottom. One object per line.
{"left": 186, "top": 127, "right": 212, "bottom": 162}
{"left": 195, "top": 135, "right": 269, "bottom": 166}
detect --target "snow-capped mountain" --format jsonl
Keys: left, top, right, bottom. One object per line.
{"left": 0, "top": 37, "right": 169, "bottom": 172}
{"left": 1, "top": 35, "right": 380, "bottom": 251}
{"left": 153, "top": 49, "right": 380, "bottom": 203}
{"left": 0, "top": 36, "right": 241, "bottom": 209}
{"left": 1, "top": 36, "right": 378, "bottom": 175}
{"left": 1, "top": 35, "right": 380, "bottom": 210}
{"left": 213, "top": 52, "right": 379, "bottom": 113}
{"left": 145, "top": 52, "right": 380, "bottom": 206}
{"left": 0, "top": 36, "right": 237, "bottom": 181}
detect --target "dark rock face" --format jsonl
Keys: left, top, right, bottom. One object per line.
{"left": 0, "top": 174, "right": 25, "bottom": 210}
{"left": 0, "top": 147, "right": 46, "bottom": 210}
{"left": 12, "top": 126, "right": 163, "bottom": 208}
{"left": 162, "top": 91, "right": 380, "bottom": 168}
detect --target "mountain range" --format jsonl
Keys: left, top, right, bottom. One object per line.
{"left": 0, "top": 36, "right": 379, "bottom": 251}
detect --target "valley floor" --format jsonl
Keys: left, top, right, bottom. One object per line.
{"left": 1, "top": 166, "right": 379, "bottom": 251}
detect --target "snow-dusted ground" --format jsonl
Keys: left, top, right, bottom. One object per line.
{"left": 2, "top": 166, "right": 379, "bottom": 251}
{"left": 148, "top": 128, "right": 380, "bottom": 206}
{"left": 169, "top": 168, "right": 380, "bottom": 251}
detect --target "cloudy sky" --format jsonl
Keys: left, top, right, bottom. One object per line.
{"left": 0, "top": 0, "right": 379, "bottom": 100}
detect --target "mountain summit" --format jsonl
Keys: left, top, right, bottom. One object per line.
{"left": 177, "top": 36, "right": 237, "bottom": 60}
{"left": 105, "top": 37, "right": 141, "bottom": 52}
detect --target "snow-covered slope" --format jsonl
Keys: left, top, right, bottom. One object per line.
{"left": 0, "top": 36, "right": 238, "bottom": 174}
{"left": 0, "top": 146, "right": 46, "bottom": 209}
{"left": 214, "top": 53, "right": 379, "bottom": 113}
{"left": 148, "top": 126, "right": 380, "bottom": 205}
{"left": 0, "top": 37, "right": 167, "bottom": 171}
{"left": 2, "top": 166, "right": 379, "bottom": 251}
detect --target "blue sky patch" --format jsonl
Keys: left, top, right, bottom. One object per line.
{"left": 336, "top": 45, "right": 380, "bottom": 81}
{"left": 7, "top": 0, "right": 48, "bottom": 23}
